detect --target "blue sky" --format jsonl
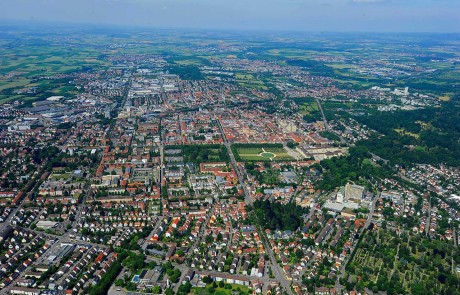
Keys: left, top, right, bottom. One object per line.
{"left": 0, "top": 0, "right": 458, "bottom": 32}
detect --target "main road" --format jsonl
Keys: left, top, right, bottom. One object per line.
{"left": 217, "top": 118, "right": 294, "bottom": 295}
{"left": 315, "top": 97, "right": 346, "bottom": 145}
{"left": 216, "top": 119, "right": 252, "bottom": 205}
{"left": 261, "top": 234, "right": 295, "bottom": 295}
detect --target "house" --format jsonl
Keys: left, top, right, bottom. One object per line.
{"left": 10, "top": 287, "right": 41, "bottom": 295}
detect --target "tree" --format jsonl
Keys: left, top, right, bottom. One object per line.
{"left": 203, "top": 276, "right": 213, "bottom": 284}
{"left": 382, "top": 221, "right": 387, "bottom": 230}
{"left": 287, "top": 142, "right": 298, "bottom": 149}
{"left": 249, "top": 199, "right": 308, "bottom": 231}
{"left": 152, "top": 285, "right": 161, "bottom": 294}
{"left": 178, "top": 282, "right": 192, "bottom": 294}
{"left": 205, "top": 235, "right": 214, "bottom": 244}
{"left": 295, "top": 249, "right": 303, "bottom": 259}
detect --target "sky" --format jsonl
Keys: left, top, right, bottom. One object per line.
{"left": 0, "top": 0, "right": 459, "bottom": 33}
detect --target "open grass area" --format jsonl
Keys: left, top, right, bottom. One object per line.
{"left": 293, "top": 97, "right": 322, "bottom": 122}
{"left": 232, "top": 144, "right": 293, "bottom": 161}
{"left": 234, "top": 73, "right": 268, "bottom": 90}
{"left": 266, "top": 48, "right": 316, "bottom": 60}
{"left": 174, "top": 59, "right": 203, "bottom": 66}
{"left": 0, "top": 78, "right": 31, "bottom": 92}
{"left": 51, "top": 85, "right": 82, "bottom": 95}
{"left": 394, "top": 128, "right": 420, "bottom": 139}
{"left": 437, "top": 94, "right": 451, "bottom": 101}
{"left": 191, "top": 284, "right": 252, "bottom": 295}
{"left": 0, "top": 94, "right": 27, "bottom": 105}
{"left": 328, "top": 63, "right": 355, "bottom": 70}
{"left": 298, "top": 99, "right": 319, "bottom": 115}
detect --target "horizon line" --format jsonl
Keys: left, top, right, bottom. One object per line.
{"left": 1, "top": 18, "right": 460, "bottom": 35}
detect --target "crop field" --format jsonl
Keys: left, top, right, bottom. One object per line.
{"left": 266, "top": 48, "right": 317, "bottom": 60}
{"left": 0, "top": 40, "right": 112, "bottom": 104}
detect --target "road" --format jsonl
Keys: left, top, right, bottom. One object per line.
{"left": 187, "top": 204, "right": 214, "bottom": 257}
{"left": 0, "top": 160, "right": 50, "bottom": 236}
{"left": 334, "top": 195, "right": 378, "bottom": 293}
{"left": 453, "top": 226, "right": 458, "bottom": 247}
{"left": 216, "top": 118, "right": 252, "bottom": 205}
{"left": 216, "top": 117, "right": 295, "bottom": 293}
{"left": 196, "top": 269, "right": 269, "bottom": 282}
{"left": 225, "top": 141, "right": 251, "bottom": 204}
{"left": 158, "top": 117, "right": 165, "bottom": 215}
{"left": 260, "top": 233, "right": 294, "bottom": 295}
{"left": 425, "top": 197, "right": 432, "bottom": 237}
{"left": 315, "top": 98, "right": 329, "bottom": 131}
{"left": 315, "top": 98, "right": 346, "bottom": 144}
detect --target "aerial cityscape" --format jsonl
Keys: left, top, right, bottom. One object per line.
{"left": 0, "top": 1, "right": 459, "bottom": 295}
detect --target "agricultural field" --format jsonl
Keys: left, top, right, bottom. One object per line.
{"left": 266, "top": 48, "right": 317, "bottom": 60}
{"left": 0, "top": 35, "right": 112, "bottom": 105}
{"left": 171, "top": 55, "right": 211, "bottom": 66}
{"left": 232, "top": 144, "right": 293, "bottom": 161}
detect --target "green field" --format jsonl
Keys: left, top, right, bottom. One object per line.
{"left": 232, "top": 144, "right": 293, "bottom": 161}
{"left": 266, "top": 48, "right": 317, "bottom": 60}
{"left": 235, "top": 73, "right": 268, "bottom": 90}
{"left": 0, "top": 38, "right": 111, "bottom": 105}
{"left": 296, "top": 98, "right": 319, "bottom": 115}
{"left": 191, "top": 284, "right": 252, "bottom": 295}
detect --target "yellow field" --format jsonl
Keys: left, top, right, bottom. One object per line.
{"left": 438, "top": 95, "right": 451, "bottom": 101}
{"left": 394, "top": 128, "right": 419, "bottom": 139}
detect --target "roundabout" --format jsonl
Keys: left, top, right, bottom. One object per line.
{"left": 259, "top": 148, "right": 276, "bottom": 160}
